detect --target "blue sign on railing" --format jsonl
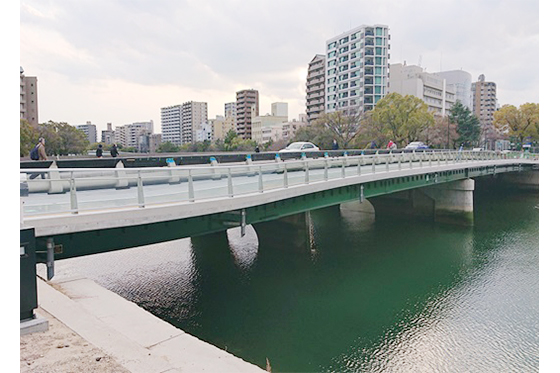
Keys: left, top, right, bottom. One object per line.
{"left": 166, "top": 158, "right": 175, "bottom": 164}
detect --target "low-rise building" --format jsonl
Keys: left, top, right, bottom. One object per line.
{"left": 251, "top": 103, "right": 288, "bottom": 144}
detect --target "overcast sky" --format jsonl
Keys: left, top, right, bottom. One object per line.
{"left": 19, "top": 0, "right": 539, "bottom": 134}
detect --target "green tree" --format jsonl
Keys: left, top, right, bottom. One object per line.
{"left": 20, "top": 119, "right": 37, "bottom": 157}
{"left": 493, "top": 103, "right": 539, "bottom": 147}
{"left": 56, "top": 123, "right": 89, "bottom": 155}
{"left": 312, "top": 110, "right": 365, "bottom": 149}
{"left": 292, "top": 121, "right": 332, "bottom": 149}
{"left": 448, "top": 101, "right": 480, "bottom": 148}
{"left": 365, "top": 93, "right": 435, "bottom": 148}
{"left": 157, "top": 141, "right": 180, "bottom": 153}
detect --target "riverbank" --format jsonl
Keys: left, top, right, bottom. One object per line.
{"left": 20, "top": 275, "right": 265, "bottom": 372}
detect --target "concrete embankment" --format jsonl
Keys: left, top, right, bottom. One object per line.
{"left": 22, "top": 275, "right": 265, "bottom": 372}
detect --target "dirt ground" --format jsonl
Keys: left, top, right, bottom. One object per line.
{"left": 20, "top": 307, "right": 130, "bottom": 373}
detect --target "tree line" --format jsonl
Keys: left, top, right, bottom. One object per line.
{"left": 293, "top": 93, "right": 539, "bottom": 151}
{"left": 20, "top": 93, "right": 539, "bottom": 157}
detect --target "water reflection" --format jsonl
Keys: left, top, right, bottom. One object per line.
{"left": 227, "top": 226, "right": 259, "bottom": 270}
{"left": 339, "top": 200, "right": 375, "bottom": 232}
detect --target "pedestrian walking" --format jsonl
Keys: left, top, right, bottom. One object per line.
{"left": 332, "top": 139, "right": 339, "bottom": 150}
{"left": 29, "top": 137, "right": 48, "bottom": 179}
{"left": 110, "top": 144, "right": 119, "bottom": 157}
{"left": 96, "top": 144, "right": 103, "bottom": 158}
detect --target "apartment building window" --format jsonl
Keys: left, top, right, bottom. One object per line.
{"left": 328, "top": 42, "right": 337, "bottom": 50}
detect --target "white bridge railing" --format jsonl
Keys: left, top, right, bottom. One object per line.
{"left": 20, "top": 150, "right": 537, "bottom": 218}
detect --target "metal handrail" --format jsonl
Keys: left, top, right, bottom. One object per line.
{"left": 20, "top": 150, "right": 537, "bottom": 218}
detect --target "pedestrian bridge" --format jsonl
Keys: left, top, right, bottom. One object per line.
{"left": 20, "top": 150, "right": 538, "bottom": 271}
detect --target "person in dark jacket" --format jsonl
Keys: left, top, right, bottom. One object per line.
{"left": 110, "top": 144, "right": 119, "bottom": 157}
{"left": 96, "top": 144, "right": 103, "bottom": 158}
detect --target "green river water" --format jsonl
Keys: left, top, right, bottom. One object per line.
{"left": 54, "top": 182, "right": 539, "bottom": 372}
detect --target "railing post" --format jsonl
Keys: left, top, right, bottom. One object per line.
{"left": 228, "top": 168, "right": 234, "bottom": 197}
{"left": 188, "top": 169, "right": 195, "bottom": 202}
{"left": 341, "top": 158, "right": 346, "bottom": 178}
{"left": 258, "top": 166, "right": 264, "bottom": 192}
{"left": 305, "top": 160, "right": 310, "bottom": 184}
{"left": 137, "top": 171, "right": 145, "bottom": 208}
{"left": 70, "top": 172, "right": 78, "bottom": 214}
{"left": 357, "top": 156, "right": 362, "bottom": 176}
{"left": 324, "top": 158, "right": 329, "bottom": 181}
{"left": 283, "top": 163, "right": 288, "bottom": 188}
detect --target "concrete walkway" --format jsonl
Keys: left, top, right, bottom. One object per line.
{"left": 24, "top": 276, "right": 265, "bottom": 373}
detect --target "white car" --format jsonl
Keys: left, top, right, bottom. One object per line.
{"left": 405, "top": 141, "right": 429, "bottom": 150}
{"left": 279, "top": 142, "right": 320, "bottom": 153}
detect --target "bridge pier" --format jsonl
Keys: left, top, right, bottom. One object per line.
{"left": 370, "top": 179, "right": 475, "bottom": 226}
{"left": 498, "top": 169, "right": 539, "bottom": 191}
{"left": 252, "top": 211, "right": 314, "bottom": 252}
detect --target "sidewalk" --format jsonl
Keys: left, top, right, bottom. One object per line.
{"left": 20, "top": 276, "right": 265, "bottom": 373}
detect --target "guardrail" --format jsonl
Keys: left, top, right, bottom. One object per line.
{"left": 20, "top": 150, "right": 537, "bottom": 218}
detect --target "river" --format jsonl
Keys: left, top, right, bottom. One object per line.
{"left": 51, "top": 181, "right": 539, "bottom": 372}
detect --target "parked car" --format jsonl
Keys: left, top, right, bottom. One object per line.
{"left": 279, "top": 142, "right": 320, "bottom": 153}
{"left": 405, "top": 141, "right": 429, "bottom": 150}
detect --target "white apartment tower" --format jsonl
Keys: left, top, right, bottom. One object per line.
{"left": 161, "top": 101, "right": 208, "bottom": 145}
{"left": 325, "top": 25, "right": 390, "bottom": 114}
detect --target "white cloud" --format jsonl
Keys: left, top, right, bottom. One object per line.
{"left": 19, "top": 0, "right": 539, "bottom": 132}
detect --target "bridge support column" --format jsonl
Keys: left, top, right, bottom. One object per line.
{"left": 252, "top": 211, "right": 314, "bottom": 252}
{"left": 370, "top": 179, "right": 475, "bottom": 226}
{"left": 419, "top": 179, "right": 475, "bottom": 226}
{"left": 499, "top": 170, "right": 539, "bottom": 191}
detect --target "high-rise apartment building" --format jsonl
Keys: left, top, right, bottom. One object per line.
{"left": 388, "top": 63, "right": 456, "bottom": 116}
{"left": 20, "top": 67, "right": 39, "bottom": 126}
{"left": 236, "top": 89, "right": 259, "bottom": 139}
{"left": 306, "top": 54, "right": 325, "bottom": 123}
{"left": 472, "top": 74, "right": 498, "bottom": 148}
{"left": 76, "top": 121, "right": 98, "bottom": 143}
{"left": 325, "top": 25, "right": 390, "bottom": 114}
{"left": 161, "top": 101, "right": 208, "bottom": 145}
